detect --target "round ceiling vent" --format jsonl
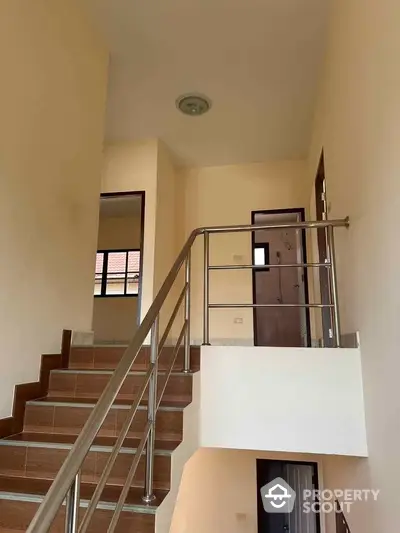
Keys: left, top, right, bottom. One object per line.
{"left": 176, "top": 93, "right": 211, "bottom": 116}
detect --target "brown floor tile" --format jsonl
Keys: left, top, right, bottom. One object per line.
{"left": 0, "top": 446, "right": 27, "bottom": 477}
{"left": 68, "top": 347, "right": 94, "bottom": 369}
{"left": 24, "top": 404, "right": 54, "bottom": 433}
{"left": 48, "top": 372, "right": 77, "bottom": 397}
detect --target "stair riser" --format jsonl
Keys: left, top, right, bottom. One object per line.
{"left": 69, "top": 346, "right": 200, "bottom": 371}
{"left": 48, "top": 372, "right": 192, "bottom": 402}
{"left": 0, "top": 446, "right": 170, "bottom": 488}
{"left": 24, "top": 405, "right": 183, "bottom": 441}
{"left": 0, "top": 499, "right": 154, "bottom": 533}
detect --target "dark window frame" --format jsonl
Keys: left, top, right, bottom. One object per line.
{"left": 94, "top": 248, "right": 141, "bottom": 298}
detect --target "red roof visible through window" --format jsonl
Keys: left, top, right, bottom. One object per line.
{"left": 95, "top": 253, "right": 104, "bottom": 274}
{"left": 95, "top": 251, "right": 140, "bottom": 275}
{"left": 94, "top": 250, "right": 140, "bottom": 296}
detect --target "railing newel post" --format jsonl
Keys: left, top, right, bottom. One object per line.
{"left": 203, "top": 231, "right": 210, "bottom": 345}
{"left": 65, "top": 471, "right": 80, "bottom": 533}
{"left": 327, "top": 225, "right": 341, "bottom": 347}
{"left": 143, "top": 315, "right": 159, "bottom": 503}
{"left": 183, "top": 251, "right": 191, "bottom": 372}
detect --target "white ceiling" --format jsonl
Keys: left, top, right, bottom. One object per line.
{"left": 83, "top": 0, "right": 330, "bottom": 167}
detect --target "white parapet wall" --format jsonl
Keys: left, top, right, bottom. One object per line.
{"left": 156, "top": 372, "right": 201, "bottom": 533}
{"left": 199, "top": 346, "right": 367, "bottom": 457}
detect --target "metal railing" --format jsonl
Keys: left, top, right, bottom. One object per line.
{"left": 27, "top": 217, "right": 349, "bottom": 533}
{"left": 335, "top": 500, "right": 351, "bottom": 533}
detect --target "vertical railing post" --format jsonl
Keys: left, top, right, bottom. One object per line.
{"left": 327, "top": 226, "right": 341, "bottom": 347}
{"left": 65, "top": 472, "right": 80, "bottom": 533}
{"left": 203, "top": 231, "right": 210, "bottom": 345}
{"left": 143, "top": 315, "right": 159, "bottom": 503}
{"left": 183, "top": 251, "right": 191, "bottom": 372}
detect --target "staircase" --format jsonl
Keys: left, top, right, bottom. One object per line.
{"left": 0, "top": 218, "right": 349, "bottom": 531}
{"left": 0, "top": 344, "right": 199, "bottom": 532}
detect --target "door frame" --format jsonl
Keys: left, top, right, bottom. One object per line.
{"left": 251, "top": 207, "right": 311, "bottom": 347}
{"left": 314, "top": 151, "right": 333, "bottom": 347}
{"left": 256, "top": 458, "right": 322, "bottom": 533}
{"left": 99, "top": 191, "right": 146, "bottom": 325}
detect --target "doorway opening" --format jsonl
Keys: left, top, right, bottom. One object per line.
{"left": 257, "top": 459, "right": 321, "bottom": 533}
{"left": 314, "top": 152, "right": 333, "bottom": 347}
{"left": 251, "top": 208, "right": 311, "bottom": 347}
{"left": 92, "top": 191, "right": 145, "bottom": 344}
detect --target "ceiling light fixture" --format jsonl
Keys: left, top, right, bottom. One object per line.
{"left": 176, "top": 93, "right": 211, "bottom": 116}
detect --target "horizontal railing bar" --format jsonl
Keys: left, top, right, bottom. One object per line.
{"left": 158, "top": 284, "right": 187, "bottom": 354}
{"left": 209, "top": 263, "right": 331, "bottom": 270}
{"left": 209, "top": 303, "right": 334, "bottom": 309}
{"left": 157, "top": 321, "right": 187, "bottom": 412}
{"left": 199, "top": 217, "right": 349, "bottom": 234}
{"left": 107, "top": 421, "right": 151, "bottom": 533}
{"left": 78, "top": 365, "right": 154, "bottom": 533}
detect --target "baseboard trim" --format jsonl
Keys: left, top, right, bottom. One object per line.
{"left": 0, "top": 329, "right": 72, "bottom": 438}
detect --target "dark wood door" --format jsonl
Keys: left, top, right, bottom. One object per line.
{"left": 252, "top": 209, "right": 311, "bottom": 348}
{"left": 257, "top": 460, "right": 289, "bottom": 533}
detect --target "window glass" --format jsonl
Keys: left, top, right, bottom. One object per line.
{"left": 105, "top": 251, "right": 127, "bottom": 295}
{"left": 94, "top": 250, "right": 141, "bottom": 297}
{"left": 254, "top": 247, "right": 266, "bottom": 266}
{"left": 94, "top": 252, "right": 104, "bottom": 295}
{"left": 127, "top": 251, "right": 140, "bottom": 295}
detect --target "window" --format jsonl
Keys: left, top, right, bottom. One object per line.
{"left": 94, "top": 249, "right": 140, "bottom": 297}
{"left": 253, "top": 243, "right": 270, "bottom": 271}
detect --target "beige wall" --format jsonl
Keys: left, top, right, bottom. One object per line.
{"left": 92, "top": 213, "right": 142, "bottom": 343}
{"left": 92, "top": 298, "right": 138, "bottom": 344}
{"left": 97, "top": 214, "right": 142, "bottom": 250}
{"left": 306, "top": 0, "right": 400, "bottom": 529}
{"left": 102, "top": 141, "right": 158, "bottom": 321}
{"left": 171, "top": 448, "right": 360, "bottom": 533}
{"left": 321, "top": 455, "right": 372, "bottom": 533}
{"left": 154, "top": 142, "right": 185, "bottom": 340}
{"left": 0, "top": 0, "right": 108, "bottom": 417}
{"left": 102, "top": 141, "right": 185, "bottom": 342}
{"left": 154, "top": 143, "right": 179, "bottom": 293}
{"left": 102, "top": 149, "right": 308, "bottom": 345}
{"left": 170, "top": 448, "right": 368, "bottom": 533}
{"left": 180, "top": 161, "right": 308, "bottom": 343}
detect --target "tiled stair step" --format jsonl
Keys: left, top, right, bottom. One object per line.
{"left": 0, "top": 438, "right": 172, "bottom": 489}
{"left": 69, "top": 345, "right": 200, "bottom": 371}
{"left": 0, "top": 476, "right": 165, "bottom": 533}
{"left": 48, "top": 369, "right": 192, "bottom": 402}
{"left": 24, "top": 400, "right": 184, "bottom": 441}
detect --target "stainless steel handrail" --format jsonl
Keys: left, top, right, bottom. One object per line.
{"left": 26, "top": 218, "right": 348, "bottom": 533}
{"left": 209, "top": 263, "right": 331, "bottom": 270}
{"left": 199, "top": 217, "right": 349, "bottom": 233}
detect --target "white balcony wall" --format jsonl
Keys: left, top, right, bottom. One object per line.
{"left": 199, "top": 346, "right": 367, "bottom": 457}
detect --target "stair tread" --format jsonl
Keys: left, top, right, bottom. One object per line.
{"left": 32, "top": 396, "right": 189, "bottom": 409}
{"left": 0, "top": 475, "right": 167, "bottom": 507}
{"left": 55, "top": 369, "right": 193, "bottom": 375}
{"left": 2, "top": 433, "right": 181, "bottom": 452}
